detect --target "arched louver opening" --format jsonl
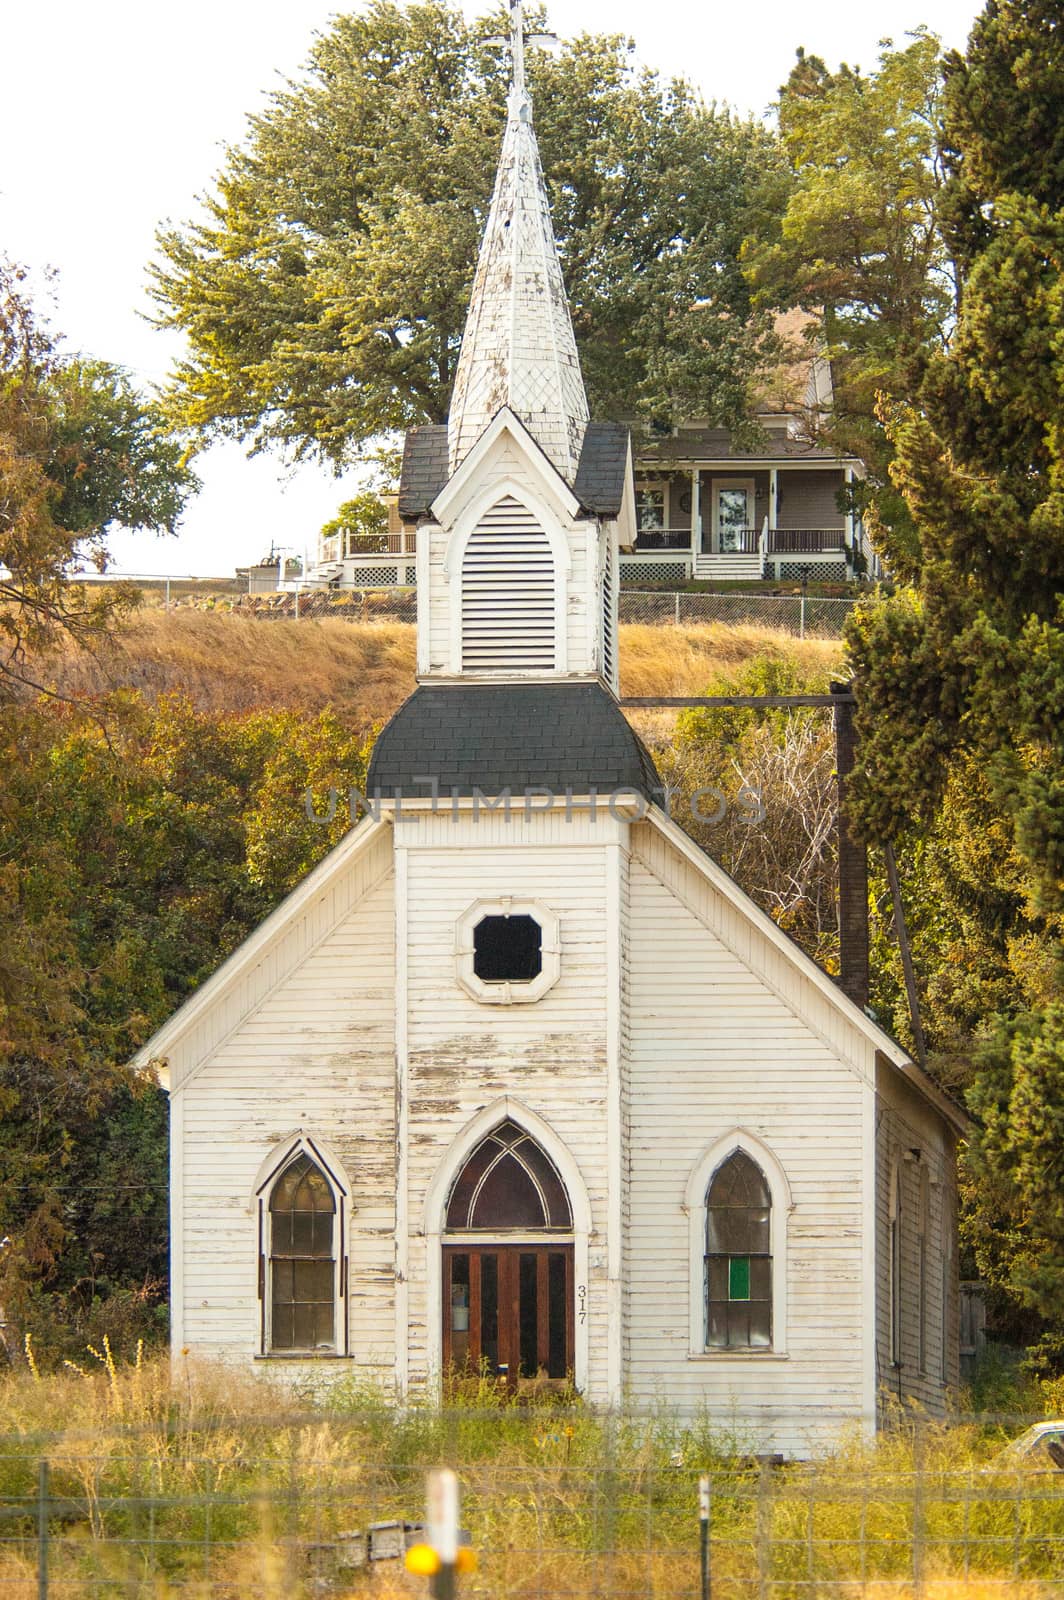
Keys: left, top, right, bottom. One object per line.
{"left": 446, "top": 1119, "right": 572, "bottom": 1231}
{"left": 268, "top": 1153, "right": 337, "bottom": 1352}
{"left": 705, "top": 1149, "right": 772, "bottom": 1349}
{"left": 461, "top": 497, "right": 555, "bottom": 672}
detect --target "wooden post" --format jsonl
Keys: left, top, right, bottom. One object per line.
{"left": 832, "top": 683, "right": 869, "bottom": 1010}
{"left": 691, "top": 469, "right": 702, "bottom": 553}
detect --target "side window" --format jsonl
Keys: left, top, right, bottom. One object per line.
{"left": 261, "top": 1152, "right": 342, "bottom": 1355}
{"left": 705, "top": 1150, "right": 772, "bottom": 1350}
{"left": 889, "top": 1164, "right": 903, "bottom": 1367}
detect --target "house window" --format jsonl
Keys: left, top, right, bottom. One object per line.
{"left": 705, "top": 1150, "right": 772, "bottom": 1350}
{"left": 267, "top": 1153, "right": 338, "bottom": 1353}
{"left": 456, "top": 898, "right": 561, "bottom": 1004}
{"left": 635, "top": 488, "right": 666, "bottom": 531}
{"left": 473, "top": 914, "right": 543, "bottom": 984}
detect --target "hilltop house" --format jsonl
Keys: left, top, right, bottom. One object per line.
{"left": 142, "top": 1, "right": 960, "bottom": 1454}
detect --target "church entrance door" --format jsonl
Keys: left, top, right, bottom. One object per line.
{"left": 443, "top": 1244, "right": 574, "bottom": 1391}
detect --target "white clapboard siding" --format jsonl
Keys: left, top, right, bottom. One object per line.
{"left": 461, "top": 496, "right": 555, "bottom": 671}
{"left": 177, "top": 862, "right": 397, "bottom": 1375}
{"left": 398, "top": 818, "right": 619, "bottom": 1399}
{"left": 874, "top": 1064, "right": 957, "bottom": 1414}
{"left": 623, "top": 840, "right": 871, "bottom": 1451}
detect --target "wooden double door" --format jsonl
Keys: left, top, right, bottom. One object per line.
{"left": 443, "top": 1244, "right": 574, "bottom": 1391}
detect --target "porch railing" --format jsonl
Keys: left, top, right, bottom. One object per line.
{"left": 342, "top": 530, "right": 417, "bottom": 557}
{"left": 633, "top": 528, "right": 692, "bottom": 551}
{"left": 765, "top": 527, "right": 846, "bottom": 553}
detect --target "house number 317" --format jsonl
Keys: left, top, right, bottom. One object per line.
{"left": 577, "top": 1285, "right": 587, "bottom": 1323}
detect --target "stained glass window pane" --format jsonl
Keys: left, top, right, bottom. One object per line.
{"left": 445, "top": 1124, "right": 573, "bottom": 1232}
{"left": 729, "top": 1257, "right": 751, "bottom": 1301}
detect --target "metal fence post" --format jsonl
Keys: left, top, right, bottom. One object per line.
{"left": 699, "top": 1474, "right": 711, "bottom": 1600}
{"left": 37, "top": 1458, "right": 49, "bottom": 1600}
{"left": 674, "top": 592, "right": 681, "bottom": 626}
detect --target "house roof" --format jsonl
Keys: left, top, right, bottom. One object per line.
{"left": 366, "top": 682, "right": 660, "bottom": 799}
{"left": 399, "top": 420, "right": 631, "bottom": 521}
{"left": 636, "top": 427, "right": 856, "bottom": 467}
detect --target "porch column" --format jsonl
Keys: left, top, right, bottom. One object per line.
{"left": 768, "top": 466, "right": 778, "bottom": 580}
{"left": 691, "top": 469, "right": 702, "bottom": 554}
{"left": 844, "top": 465, "right": 855, "bottom": 569}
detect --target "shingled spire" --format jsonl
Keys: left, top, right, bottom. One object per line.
{"left": 447, "top": 0, "right": 589, "bottom": 482}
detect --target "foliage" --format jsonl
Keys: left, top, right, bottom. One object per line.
{"left": 0, "top": 261, "right": 198, "bottom": 697}
{"left": 842, "top": 1, "right": 1064, "bottom": 1357}
{"left": 149, "top": 0, "right": 785, "bottom": 464}
{"left": 743, "top": 32, "right": 952, "bottom": 538}
{"left": 0, "top": 1355, "right": 1058, "bottom": 1597}
{"left": 659, "top": 654, "right": 840, "bottom": 968}
{"left": 320, "top": 491, "right": 388, "bottom": 546}
{"left": 0, "top": 692, "right": 371, "bottom": 1357}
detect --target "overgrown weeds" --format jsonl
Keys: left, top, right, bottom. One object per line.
{"left": 0, "top": 1357, "right": 1062, "bottom": 1598}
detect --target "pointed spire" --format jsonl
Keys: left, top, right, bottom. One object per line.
{"left": 448, "top": 1, "right": 589, "bottom": 481}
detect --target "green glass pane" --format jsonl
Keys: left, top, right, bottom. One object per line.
{"left": 729, "top": 1256, "right": 751, "bottom": 1301}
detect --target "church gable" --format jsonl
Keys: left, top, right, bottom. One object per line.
{"left": 134, "top": 820, "right": 393, "bottom": 1093}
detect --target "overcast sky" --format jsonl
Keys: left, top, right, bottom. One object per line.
{"left": 0, "top": 0, "right": 983, "bottom": 577}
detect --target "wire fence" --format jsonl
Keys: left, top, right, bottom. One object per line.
{"left": 2, "top": 1422, "right": 1063, "bottom": 1599}
{"left": 171, "top": 588, "right": 861, "bottom": 638}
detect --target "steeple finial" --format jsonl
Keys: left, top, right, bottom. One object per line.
{"left": 447, "top": 5, "right": 589, "bottom": 481}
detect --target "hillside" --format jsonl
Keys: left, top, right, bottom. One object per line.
{"left": 36, "top": 608, "right": 842, "bottom": 730}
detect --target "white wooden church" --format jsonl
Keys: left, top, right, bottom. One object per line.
{"left": 137, "top": 3, "right": 964, "bottom": 1450}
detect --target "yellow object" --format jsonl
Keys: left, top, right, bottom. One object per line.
{"left": 404, "top": 1544, "right": 441, "bottom": 1576}
{"left": 455, "top": 1547, "right": 479, "bottom": 1575}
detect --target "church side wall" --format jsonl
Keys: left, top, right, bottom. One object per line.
{"left": 399, "top": 810, "right": 622, "bottom": 1402}
{"left": 874, "top": 1065, "right": 959, "bottom": 1415}
{"left": 624, "top": 828, "right": 872, "bottom": 1454}
{"left": 173, "top": 866, "right": 397, "bottom": 1381}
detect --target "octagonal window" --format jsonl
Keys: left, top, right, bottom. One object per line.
{"left": 473, "top": 914, "right": 543, "bottom": 984}
{"left": 456, "top": 898, "right": 560, "bottom": 1005}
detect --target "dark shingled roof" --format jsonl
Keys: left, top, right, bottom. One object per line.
{"left": 637, "top": 426, "right": 858, "bottom": 465}
{"left": 573, "top": 423, "right": 630, "bottom": 515}
{"left": 397, "top": 420, "right": 631, "bottom": 520}
{"left": 398, "top": 425, "right": 449, "bottom": 520}
{"left": 366, "top": 683, "right": 660, "bottom": 799}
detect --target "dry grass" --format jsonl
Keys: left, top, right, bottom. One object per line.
{"left": 29, "top": 610, "right": 843, "bottom": 732}
{"left": 0, "top": 1356, "right": 1061, "bottom": 1599}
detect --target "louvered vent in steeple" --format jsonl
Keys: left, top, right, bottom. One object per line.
{"left": 461, "top": 496, "right": 555, "bottom": 672}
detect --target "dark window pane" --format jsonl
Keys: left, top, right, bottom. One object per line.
{"left": 271, "top": 1154, "right": 335, "bottom": 1214}
{"left": 548, "top": 1253, "right": 567, "bottom": 1379}
{"left": 749, "top": 1303, "right": 772, "bottom": 1348}
{"left": 271, "top": 1302, "right": 295, "bottom": 1349}
{"left": 516, "top": 1138, "right": 573, "bottom": 1228}
{"left": 272, "top": 1214, "right": 294, "bottom": 1253}
{"left": 313, "top": 1303, "right": 336, "bottom": 1351}
{"left": 750, "top": 1256, "right": 771, "bottom": 1299}
{"left": 446, "top": 1138, "right": 498, "bottom": 1229}
{"left": 272, "top": 1259, "right": 294, "bottom": 1302}
{"left": 708, "top": 1257, "right": 728, "bottom": 1301}
{"left": 707, "top": 1304, "right": 729, "bottom": 1348}
{"left": 727, "top": 1304, "right": 750, "bottom": 1347}
{"left": 312, "top": 1214, "right": 333, "bottom": 1257}
{"left": 290, "top": 1212, "right": 315, "bottom": 1253}
{"left": 481, "top": 1254, "right": 499, "bottom": 1370}
{"left": 297, "top": 1260, "right": 335, "bottom": 1302}
{"left": 519, "top": 1253, "right": 539, "bottom": 1377}
{"left": 473, "top": 915, "right": 542, "bottom": 983}
{"left": 293, "top": 1303, "right": 315, "bottom": 1349}
{"left": 470, "top": 1151, "right": 548, "bottom": 1228}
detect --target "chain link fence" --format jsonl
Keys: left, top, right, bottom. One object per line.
{"left": 182, "top": 588, "right": 860, "bottom": 638}
{"left": 2, "top": 1417, "right": 1063, "bottom": 1599}
{"left": 618, "top": 591, "right": 860, "bottom": 638}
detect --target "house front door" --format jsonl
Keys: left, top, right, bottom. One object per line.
{"left": 443, "top": 1244, "right": 574, "bottom": 1391}
{"left": 711, "top": 479, "right": 755, "bottom": 553}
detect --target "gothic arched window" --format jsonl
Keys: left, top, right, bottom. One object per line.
{"left": 267, "top": 1153, "right": 338, "bottom": 1353}
{"left": 705, "top": 1149, "right": 772, "bottom": 1350}
{"left": 445, "top": 1120, "right": 572, "bottom": 1231}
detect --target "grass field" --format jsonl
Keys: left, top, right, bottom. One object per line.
{"left": 33, "top": 609, "right": 843, "bottom": 732}
{"left": 0, "top": 1354, "right": 1061, "bottom": 1600}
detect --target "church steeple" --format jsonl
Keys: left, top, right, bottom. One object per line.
{"left": 447, "top": 0, "right": 589, "bottom": 482}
